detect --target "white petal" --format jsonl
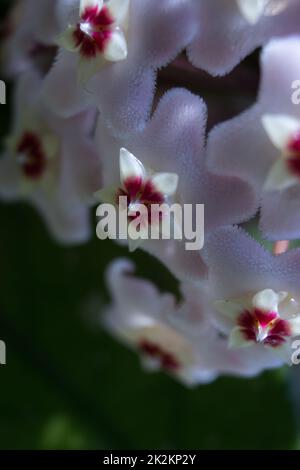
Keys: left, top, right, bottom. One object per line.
{"left": 236, "top": 0, "right": 266, "bottom": 24}
{"left": 229, "top": 327, "right": 253, "bottom": 349}
{"left": 57, "top": 26, "right": 78, "bottom": 52}
{"left": 106, "top": 0, "right": 130, "bottom": 24}
{"left": 289, "top": 317, "right": 300, "bottom": 336}
{"left": 151, "top": 173, "right": 179, "bottom": 197}
{"left": 104, "top": 29, "right": 127, "bottom": 62}
{"left": 214, "top": 300, "right": 243, "bottom": 319}
{"left": 264, "top": 158, "right": 298, "bottom": 192}
{"left": 262, "top": 114, "right": 300, "bottom": 151}
{"left": 252, "top": 289, "right": 280, "bottom": 312}
{"left": 120, "top": 148, "right": 145, "bottom": 184}
{"left": 80, "top": 0, "right": 103, "bottom": 16}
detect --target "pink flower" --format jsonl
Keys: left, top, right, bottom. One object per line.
{"left": 188, "top": 0, "right": 300, "bottom": 75}
{"left": 58, "top": 0, "right": 129, "bottom": 82}
{"left": 43, "top": 0, "right": 196, "bottom": 136}
{"left": 203, "top": 226, "right": 300, "bottom": 362}
{"left": 207, "top": 36, "right": 300, "bottom": 240}
{"left": 95, "top": 88, "right": 255, "bottom": 280}
{"left": 2, "top": 0, "right": 60, "bottom": 77}
{"left": 0, "top": 71, "right": 101, "bottom": 244}
{"left": 103, "top": 259, "right": 282, "bottom": 386}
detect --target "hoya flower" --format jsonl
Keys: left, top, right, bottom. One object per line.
{"left": 203, "top": 226, "right": 300, "bottom": 363}
{"left": 216, "top": 289, "right": 299, "bottom": 352}
{"left": 43, "top": 0, "right": 196, "bottom": 136}
{"left": 187, "top": 0, "right": 300, "bottom": 75}
{"left": 0, "top": 71, "right": 101, "bottom": 244}
{"left": 104, "top": 259, "right": 216, "bottom": 386}
{"left": 59, "top": 0, "right": 129, "bottom": 82}
{"left": 207, "top": 36, "right": 300, "bottom": 240}
{"left": 104, "top": 259, "right": 282, "bottom": 386}
{"left": 1, "top": 0, "right": 60, "bottom": 77}
{"left": 261, "top": 114, "right": 300, "bottom": 192}
{"left": 95, "top": 147, "right": 179, "bottom": 252}
{"left": 95, "top": 88, "right": 255, "bottom": 280}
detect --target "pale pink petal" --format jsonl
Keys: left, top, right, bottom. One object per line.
{"left": 43, "top": 49, "right": 93, "bottom": 118}
{"left": 188, "top": 0, "right": 300, "bottom": 75}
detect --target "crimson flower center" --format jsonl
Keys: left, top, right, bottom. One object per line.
{"left": 117, "top": 176, "right": 165, "bottom": 222}
{"left": 17, "top": 132, "right": 47, "bottom": 180}
{"left": 74, "top": 6, "right": 114, "bottom": 57}
{"left": 139, "top": 339, "right": 180, "bottom": 371}
{"left": 286, "top": 132, "right": 300, "bottom": 178}
{"left": 237, "top": 308, "right": 291, "bottom": 348}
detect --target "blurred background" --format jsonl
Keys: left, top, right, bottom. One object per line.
{"left": 0, "top": 0, "right": 299, "bottom": 450}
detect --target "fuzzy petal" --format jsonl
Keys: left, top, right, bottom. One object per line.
{"left": 1, "top": 71, "right": 97, "bottom": 245}
{"left": 207, "top": 104, "right": 276, "bottom": 189}
{"left": 187, "top": 0, "right": 300, "bottom": 76}
{"left": 260, "top": 185, "right": 300, "bottom": 240}
{"left": 62, "top": 134, "right": 102, "bottom": 204}
{"left": 96, "top": 88, "right": 256, "bottom": 279}
{"left": 237, "top": 0, "right": 266, "bottom": 24}
{"left": 30, "top": 189, "right": 91, "bottom": 244}
{"left": 204, "top": 224, "right": 300, "bottom": 314}
{"left": 130, "top": 0, "right": 196, "bottom": 67}
{"left": 207, "top": 36, "right": 300, "bottom": 240}
{"left": 26, "top": 0, "right": 60, "bottom": 44}
{"left": 43, "top": 49, "right": 93, "bottom": 118}
{"left": 105, "top": 259, "right": 175, "bottom": 318}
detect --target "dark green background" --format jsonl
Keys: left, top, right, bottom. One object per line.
{"left": 0, "top": 203, "right": 298, "bottom": 449}
{"left": 0, "top": 0, "right": 299, "bottom": 450}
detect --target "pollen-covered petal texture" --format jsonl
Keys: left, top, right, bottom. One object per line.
{"left": 96, "top": 147, "right": 178, "bottom": 250}
{"left": 187, "top": 0, "right": 299, "bottom": 76}
{"left": 95, "top": 88, "right": 256, "bottom": 280}
{"left": 203, "top": 226, "right": 300, "bottom": 360}
{"left": 60, "top": 0, "right": 128, "bottom": 67}
{"left": 44, "top": 0, "right": 196, "bottom": 136}
{"left": 216, "top": 289, "right": 294, "bottom": 351}
{"left": 0, "top": 71, "right": 102, "bottom": 244}
{"left": 207, "top": 36, "right": 300, "bottom": 240}
{"left": 103, "top": 260, "right": 284, "bottom": 385}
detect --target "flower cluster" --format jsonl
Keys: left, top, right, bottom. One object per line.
{"left": 2, "top": 0, "right": 300, "bottom": 386}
